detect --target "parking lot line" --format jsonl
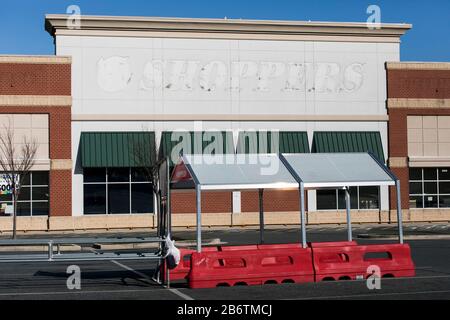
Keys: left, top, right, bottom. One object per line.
{"left": 110, "top": 260, "right": 194, "bottom": 300}
{"left": 110, "top": 260, "right": 154, "bottom": 285}
{"left": 169, "top": 288, "right": 194, "bottom": 300}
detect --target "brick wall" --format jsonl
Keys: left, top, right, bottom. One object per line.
{"left": 387, "top": 64, "right": 450, "bottom": 211}
{"left": 241, "top": 190, "right": 300, "bottom": 212}
{"left": 171, "top": 189, "right": 302, "bottom": 214}
{"left": 0, "top": 58, "right": 72, "bottom": 217}
{"left": 387, "top": 69, "right": 450, "bottom": 99}
{"left": 48, "top": 107, "right": 71, "bottom": 159}
{"left": 0, "top": 63, "right": 70, "bottom": 95}
{"left": 49, "top": 170, "right": 72, "bottom": 216}
{"left": 171, "top": 191, "right": 232, "bottom": 213}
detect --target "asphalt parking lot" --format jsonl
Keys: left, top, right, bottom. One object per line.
{"left": 0, "top": 225, "right": 449, "bottom": 300}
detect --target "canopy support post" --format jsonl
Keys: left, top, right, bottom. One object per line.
{"left": 345, "top": 187, "right": 352, "bottom": 242}
{"left": 300, "top": 183, "right": 307, "bottom": 248}
{"left": 196, "top": 185, "right": 202, "bottom": 253}
{"left": 166, "top": 159, "right": 171, "bottom": 240}
{"left": 396, "top": 180, "right": 404, "bottom": 244}
{"left": 259, "top": 189, "right": 264, "bottom": 244}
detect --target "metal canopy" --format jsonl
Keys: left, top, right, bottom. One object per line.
{"left": 171, "top": 154, "right": 298, "bottom": 191}
{"left": 169, "top": 152, "right": 403, "bottom": 252}
{"left": 281, "top": 153, "right": 396, "bottom": 189}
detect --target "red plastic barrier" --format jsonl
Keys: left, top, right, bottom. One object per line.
{"left": 160, "top": 248, "right": 195, "bottom": 281}
{"left": 188, "top": 244, "right": 314, "bottom": 289}
{"left": 310, "top": 242, "right": 415, "bottom": 281}
{"left": 160, "top": 247, "right": 222, "bottom": 281}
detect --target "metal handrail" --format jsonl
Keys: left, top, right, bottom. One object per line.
{"left": 0, "top": 236, "right": 166, "bottom": 263}
{"left": 0, "top": 237, "right": 165, "bottom": 246}
{"left": 0, "top": 251, "right": 162, "bottom": 263}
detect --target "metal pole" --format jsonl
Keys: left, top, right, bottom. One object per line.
{"left": 156, "top": 178, "right": 161, "bottom": 239}
{"left": 196, "top": 185, "right": 202, "bottom": 253}
{"left": 396, "top": 180, "right": 404, "bottom": 244}
{"left": 345, "top": 187, "right": 352, "bottom": 242}
{"left": 259, "top": 189, "right": 264, "bottom": 244}
{"left": 166, "top": 159, "right": 172, "bottom": 288}
{"left": 300, "top": 183, "right": 307, "bottom": 248}
{"left": 48, "top": 241, "right": 53, "bottom": 261}
{"left": 166, "top": 159, "right": 171, "bottom": 240}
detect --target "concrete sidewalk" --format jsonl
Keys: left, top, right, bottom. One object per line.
{"left": 0, "top": 222, "right": 448, "bottom": 252}
{"left": 0, "top": 222, "right": 448, "bottom": 239}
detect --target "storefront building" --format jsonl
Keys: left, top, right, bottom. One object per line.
{"left": 42, "top": 15, "right": 414, "bottom": 229}
{"left": 8, "top": 15, "right": 448, "bottom": 232}
{"left": 387, "top": 62, "right": 450, "bottom": 222}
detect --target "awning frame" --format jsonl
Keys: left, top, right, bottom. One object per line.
{"left": 170, "top": 152, "right": 404, "bottom": 252}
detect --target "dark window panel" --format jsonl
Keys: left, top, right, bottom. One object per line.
{"left": 16, "top": 202, "right": 31, "bottom": 216}
{"left": 84, "top": 168, "right": 106, "bottom": 183}
{"left": 32, "top": 202, "right": 49, "bottom": 216}
{"left": 32, "top": 187, "right": 49, "bottom": 201}
{"left": 131, "top": 183, "right": 153, "bottom": 213}
{"left": 20, "top": 173, "right": 31, "bottom": 186}
{"left": 131, "top": 168, "right": 152, "bottom": 182}
{"left": 409, "top": 168, "right": 422, "bottom": 180}
{"left": 337, "top": 187, "right": 358, "bottom": 209}
{"left": 108, "top": 184, "right": 130, "bottom": 214}
{"left": 409, "top": 182, "right": 422, "bottom": 195}
{"left": 17, "top": 187, "right": 30, "bottom": 201}
{"left": 439, "top": 168, "right": 450, "bottom": 181}
{"left": 424, "top": 182, "right": 438, "bottom": 194}
{"left": 439, "top": 195, "right": 450, "bottom": 208}
{"left": 317, "top": 190, "right": 337, "bottom": 210}
{"left": 108, "top": 168, "right": 129, "bottom": 183}
{"left": 84, "top": 184, "right": 106, "bottom": 214}
{"left": 439, "top": 182, "right": 450, "bottom": 194}
{"left": 409, "top": 196, "right": 423, "bottom": 209}
{"left": 424, "top": 195, "right": 438, "bottom": 208}
{"left": 423, "top": 168, "right": 437, "bottom": 180}
{"left": 359, "top": 186, "right": 380, "bottom": 209}
{"left": 32, "top": 171, "right": 49, "bottom": 185}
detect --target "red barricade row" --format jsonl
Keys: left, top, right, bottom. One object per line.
{"left": 309, "top": 242, "right": 416, "bottom": 281}
{"left": 163, "top": 242, "right": 415, "bottom": 288}
{"left": 188, "top": 244, "right": 315, "bottom": 289}
{"left": 161, "top": 245, "right": 255, "bottom": 281}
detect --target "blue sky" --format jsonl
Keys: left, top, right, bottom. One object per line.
{"left": 0, "top": 0, "right": 449, "bottom": 61}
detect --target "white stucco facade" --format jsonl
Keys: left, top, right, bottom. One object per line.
{"left": 46, "top": 15, "right": 410, "bottom": 216}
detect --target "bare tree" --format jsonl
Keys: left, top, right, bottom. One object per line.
{"left": 130, "top": 130, "right": 168, "bottom": 237}
{"left": 130, "top": 131, "right": 158, "bottom": 190}
{"left": 0, "top": 123, "right": 38, "bottom": 239}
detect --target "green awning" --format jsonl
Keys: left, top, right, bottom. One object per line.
{"left": 80, "top": 132, "right": 156, "bottom": 168}
{"left": 237, "top": 131, "right": 310, "bottom": 154}
{"left": 312, "top": 132, "right": 385, "bottom": 163}
{"left": 159, "top": 131, "right": 235, "bottom": 165}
